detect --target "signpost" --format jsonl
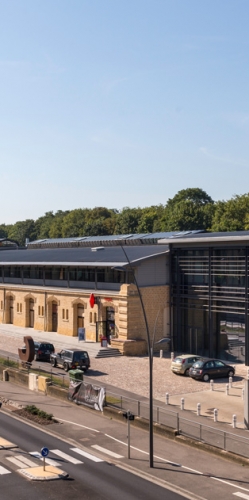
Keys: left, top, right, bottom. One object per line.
{"left": 41, "top": 447, "right": 49, "bottom": 471}
{"left": 123, "top": 410, "right": 134, "bottom": 459}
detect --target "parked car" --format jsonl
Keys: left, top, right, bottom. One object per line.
{"left": 22, "top": 341, "right": 55, "bottom": 362}
{"left": 171, "top": 354, "right": 201, "bottom": 376}
{"left": 189, "top": 358, "right": 235, "bottom": 382}
{"left": 50, "top": 349, "right": 90, "bottom": 372}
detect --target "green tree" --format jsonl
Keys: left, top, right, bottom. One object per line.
{"left": 114, "top": 207, "right": 143, "bottom": 234}
{"left": 161, "top": 188, "right": 214, "bottom": 231}
{"left": 0, "top": 224, "right": 9, "bottom": 239}
{"left": 35, "top": 211, "right": 55, "bottom": 239}
{"left": 8, "top": 220, "right": 37, "bottom": 246}
{"left": 211, "top": 194, "right": 249, "bottom": 232}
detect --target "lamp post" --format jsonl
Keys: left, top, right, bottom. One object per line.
{"left": 115, "top": 243, "right": 170, "bottom": 467}
{"left": 116, "top": 243, "right": 154, "bottom": 467}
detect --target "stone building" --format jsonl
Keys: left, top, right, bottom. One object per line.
{"left": 0, "top": 233, "right": 177, "bottom": 355}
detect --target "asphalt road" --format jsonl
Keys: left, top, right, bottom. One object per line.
{"left": 0, "top": 412, "right": 185, "bottom": 500}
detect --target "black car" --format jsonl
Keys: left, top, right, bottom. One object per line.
{"left": 34, "top": 341, "right": 55, "bottom": 361}
{"left": 50, "top": 349, "right": 90, "bottom": 372}
{"left": 189, "top": 358, "right": 235, "bottom": 382}
{"left": 22, "top": 341, "right": 55, "bottom": 362}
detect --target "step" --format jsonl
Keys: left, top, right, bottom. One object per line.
{"left": 95, "top": 348, "right": 122, "bottom": 358}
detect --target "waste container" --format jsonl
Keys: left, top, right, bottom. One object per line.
{"left": 101, "top": 337, "right": 108, "bottom": 347}
{"left": 68, "top": 369, "right": 84, "bottom": 384}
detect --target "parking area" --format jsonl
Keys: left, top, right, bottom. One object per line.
{"left": 0, "top": 324, "right": 246, "bottom": 397}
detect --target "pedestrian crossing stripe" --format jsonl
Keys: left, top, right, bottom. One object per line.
{"left": 71, "top": 447, "right": 103, "bottom": 462}
{"left": 0, "top": 465, "right": 11, "bottom": 475}
{"left": 7, "top": 456, "right": 37, "bottom": 468}
{"left": 29, "top": 451, "right": 62, "bottom": 467}
{"left": 91, "top": 445, "right": 123, "bottom": 459}
{"left": 233, "top": 493, "right": 249, "bottom": 499}
{"left": 50, "top": 449, "right": 83, "bottom": 464}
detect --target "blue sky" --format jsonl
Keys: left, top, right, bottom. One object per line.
{"left": 0, "top": 0, "right": 248, "bottom": 223}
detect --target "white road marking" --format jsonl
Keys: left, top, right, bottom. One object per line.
{"left": 50, "top": 449, "right": 83, "bottom": 464}
{"left": 0, "top": 466, "right": 11, "bottom": 475}
{"left": 7, "top": 456, "right": 37, "bottom": 468}
{"left": 233, "top": 493, "right": 249, "bottom": 499}
{"left": 104, "top": 434, "right": 187, "bottom": 469}
{"left": 71, "top": 447, "right": 103, "bottom": 463}
{"left": 29, "top": 451, "right": 62, "bottom": 467}
{"left": 91, "top": 445, "right": 124, "bottom": 459}
{"left": 55, "top": 419, "right": 99, "bottom": 432}
{"left": 212, "top": 477, "right": 249, "bottom": 492}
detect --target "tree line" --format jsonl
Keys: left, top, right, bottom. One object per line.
{"left": 2, "top": 188, "right": 249, "bottom": 246}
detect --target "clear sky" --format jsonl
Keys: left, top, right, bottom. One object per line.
{"left": 1, "top": 0, "right": 248, "bottom": 224}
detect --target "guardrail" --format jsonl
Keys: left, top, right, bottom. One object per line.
{"left": 106, "top": 390, "right": 249, "bottom": 459}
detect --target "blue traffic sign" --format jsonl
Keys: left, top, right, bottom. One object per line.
{"left": 41, "top": 447, "right": 49, "bottom": 457}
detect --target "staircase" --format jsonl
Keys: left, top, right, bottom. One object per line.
{"left": 95, "top": 347, "right": 122, "bottom": 358}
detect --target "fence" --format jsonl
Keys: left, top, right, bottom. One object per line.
{"left": 106, "top": 390, "right": 249, "bottom": 459}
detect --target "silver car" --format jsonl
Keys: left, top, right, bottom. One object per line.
{"left": 171, "top": 354, "right": 201, "bottom": 376}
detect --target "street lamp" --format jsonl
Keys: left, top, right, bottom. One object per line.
{"left": 115, "top": 242, "right": 170, "bottom": 468}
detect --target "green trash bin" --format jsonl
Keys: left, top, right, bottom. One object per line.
{"left": 69, "top": 369, "right": 84, "bottom": 384}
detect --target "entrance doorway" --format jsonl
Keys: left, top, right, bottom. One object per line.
{"left": 77, "top": 305, "right": 84, "bottom": 329}
{"left": 187, "top": 327, "right": 204, "bottom": 355}
{"left": 9, "top": 296, "right": 13, "bottom": 324}
{"left": 52, "top": 302, "right": 58, "bottom": 332}
{"left": 106, "top": 307, "right": 115, "bottom": 344}
{"left": 29, "top": 299, "right": 34, "bottom": 328}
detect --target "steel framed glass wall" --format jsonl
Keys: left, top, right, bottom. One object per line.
{"left": 171, "top": 246, "right": 248, "bottom": 363}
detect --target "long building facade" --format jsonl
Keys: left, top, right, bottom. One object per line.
{"left": 0, "top": 234, "right": 176, "bottom": 355}
{"left": 2, "top": 230, "right": 248, "bottom": 362}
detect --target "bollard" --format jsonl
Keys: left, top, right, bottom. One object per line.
{"left": 229, "top": 376, "right": 233, "bottom": 389}
{"left": 197, "top": 403, "right": 201, "bottom": 416}
{"left": 242, "top": 388, "right": 244, "bottom": 400}
{"left": 214, "top": 408, "right": 218, "bottom": 422}
{"left": 232, "top": 414, "right": 237, "bottom": 428}
{"left": 210, "top": 379, "right": 214, "bottom": 391}
{"left": 171, "top": 352, "right": 175, "bottom": 360}
{"left": 225, "top": 383, "right": 229, "bottom": 395}
{"left": 181, "top": 397, "right": 185, "bottom": 410}
{"left": 160, "top": 349, "right": 163, "bottom": 358}
{"left": 165, "top": 393, "right": 169, "bottom": 405}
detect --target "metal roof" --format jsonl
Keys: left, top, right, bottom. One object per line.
{"left": 0, "top": 244, "right": 169, "bottom": 266}
{"left": 27, "top": 231, "right": 202, "bottom": 248}
{"left": 159, "top": 230, "right": 249, "bottom": 245}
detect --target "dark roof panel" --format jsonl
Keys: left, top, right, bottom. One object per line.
{"left": 0, "top": 244, "right": 169, "bottom": 265}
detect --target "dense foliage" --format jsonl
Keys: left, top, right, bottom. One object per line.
{"left": 2, "top": 188, "right": 249, "bottom": 246}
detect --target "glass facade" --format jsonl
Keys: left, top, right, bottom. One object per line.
{"left": 0, "top": 265, "right": 135, "bottom": 286}
{"left": 172, "top": 246, "right": 248, "bottom": 363}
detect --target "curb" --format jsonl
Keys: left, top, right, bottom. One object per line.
{"left": 19, "top": 466, "right": 69, "bottom": 481}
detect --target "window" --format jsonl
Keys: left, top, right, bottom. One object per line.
{"left": 4, "top": 266, "right": 21, "bottom": 278}
{"left": 20, "top": 303, "right": 22, "bottom": 313}
{"left": 94, "top": 312, "right": 97, "bottom": 323}
{"left": 62, "top": 309, "right": 65, "bottom": 319}
{"left": 0, "top": 301, "right": 3, "bottom": 310}
{"left": 66, "top": 309, "right": 69, "bottom": 320}
{"left": 17, "top": 303, "right": 19, "bottom": 312}
{"left": 45, "top": 267, "right": 66, "bottom": 280}
{"left": 89, "top": 312, "right": 92, "bottom": 323}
